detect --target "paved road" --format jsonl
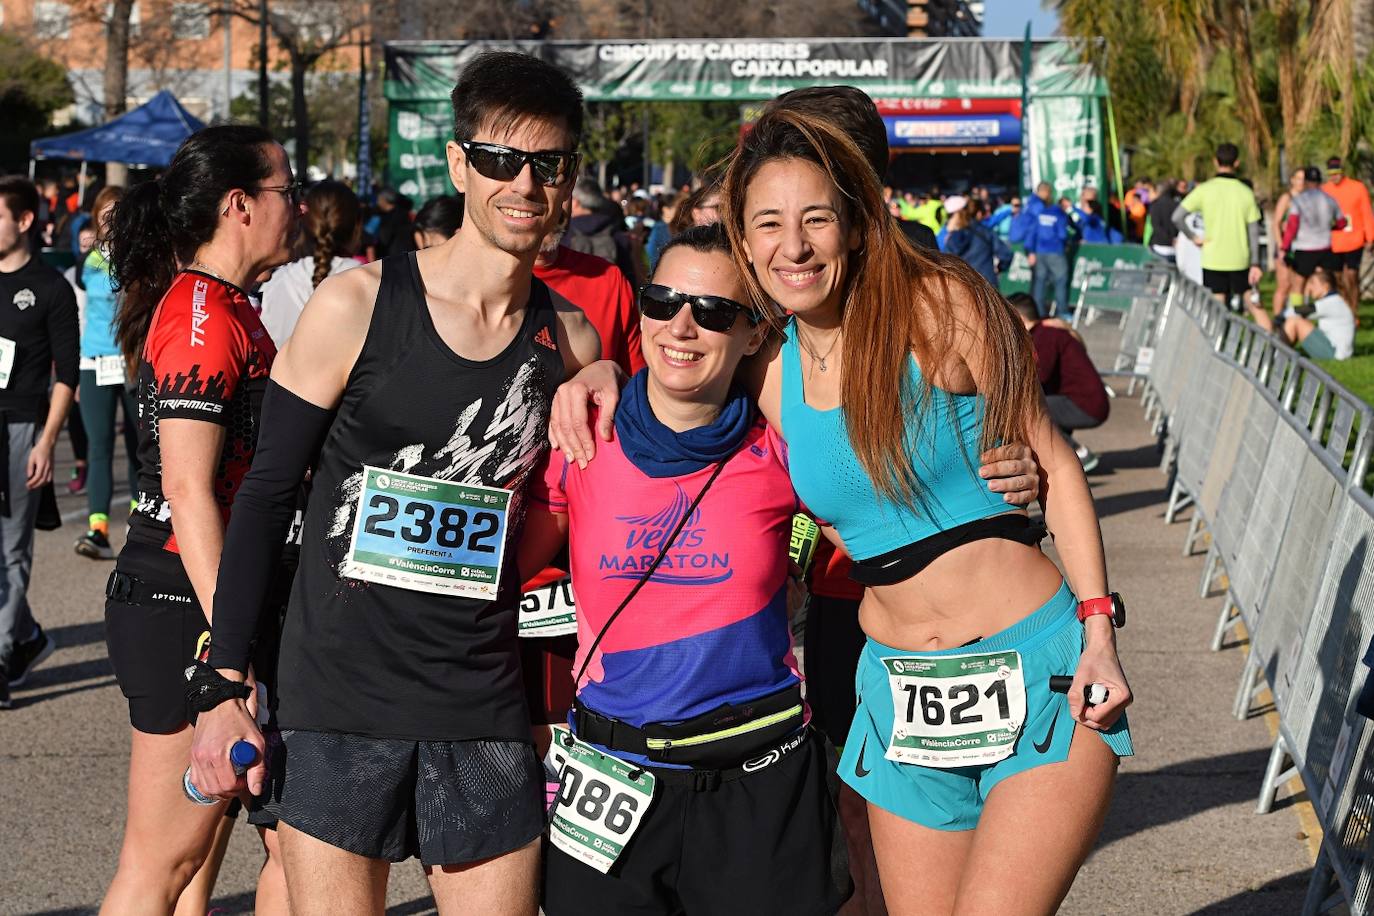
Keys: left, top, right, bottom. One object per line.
{"left": 0, "top": 384, "right": 1317, "bottom": 913}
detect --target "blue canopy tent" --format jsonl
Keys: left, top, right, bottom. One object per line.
{"left": 28, "top": 90, "right": 205, "bottom": 196}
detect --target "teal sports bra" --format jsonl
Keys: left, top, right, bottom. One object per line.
{"left": 779, "top": 317, "right": 1017, "bottom": 563}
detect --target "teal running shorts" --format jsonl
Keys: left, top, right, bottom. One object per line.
{"left": 838, "top": 580, "right": 1133, "bottom": 831}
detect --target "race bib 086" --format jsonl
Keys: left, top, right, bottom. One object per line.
{"left": 342, "top": 466, "right": 510, "bottom": 600}
{"left": 884, "top": 650, "right": 1027, "bottom": 768}
{"left": 546, "top": 726, "right": 656, "bottom": 874}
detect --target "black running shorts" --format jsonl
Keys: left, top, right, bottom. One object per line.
{"left": 1290, "top": 248, "right": 1339, "bottom": 278}
{"left": 802, "top": 594, "right": 865, "bottom": 750}
{"left": 104, "top": 543, "right": 209, "bottom": 734}
{"left": 542, "top": 730, "right": 850, "bottom": 916}
{"left": 1335, "top": 248, "right": 1364, "bottom": 271}
{"left": 260, "top": 729, "right": 544, "bottom": 866}
{"left": 1201, "top": 267, "right": 1251, "bottom": 297}
{"left": 105, "top": 541, "right": 291, "bottom": 738}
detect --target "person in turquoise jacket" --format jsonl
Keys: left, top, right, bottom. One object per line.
{"left": 74, "top": 187, "right": 141, "bottom": 560}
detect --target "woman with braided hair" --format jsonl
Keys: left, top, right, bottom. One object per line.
{"left": 259, "top": 180, "right": 361, "bottom": 347}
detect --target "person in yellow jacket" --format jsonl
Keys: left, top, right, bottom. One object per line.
{"left": 912, "top": 187, "right": 945, "bottom": 234}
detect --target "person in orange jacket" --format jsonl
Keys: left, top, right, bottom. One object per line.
{"left": 1322, "top": 156, "right": 1374, "bottom": 310}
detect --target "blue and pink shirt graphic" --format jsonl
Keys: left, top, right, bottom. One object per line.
{"left": 533, "top": 418, "right": 808, "bottom": 766}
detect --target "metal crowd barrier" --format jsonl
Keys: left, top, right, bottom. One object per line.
{"left": 1109, "top": 263, "right": 1374, "bottom": 915}
{"left": 1068, "top": 266, "right": 1174, "bottom": 392}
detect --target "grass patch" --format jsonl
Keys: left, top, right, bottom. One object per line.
{"left": 1255, "top": 277, "right": 1374, "bottom": 407}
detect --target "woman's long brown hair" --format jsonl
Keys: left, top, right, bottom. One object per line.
{"left": 721, "top": 109, "right": 1040, "bottom": 511}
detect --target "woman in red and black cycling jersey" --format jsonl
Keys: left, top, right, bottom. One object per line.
{"left": 102, "top": 125, "right": 300, "bottom": 915}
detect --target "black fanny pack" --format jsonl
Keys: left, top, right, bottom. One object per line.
{"left": 573, "top": 683, "right": 805, "bottom": 769}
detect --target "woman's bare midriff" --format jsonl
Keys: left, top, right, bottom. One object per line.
{"left": 857, "top": 535, "right": 1066, "bottom": 652}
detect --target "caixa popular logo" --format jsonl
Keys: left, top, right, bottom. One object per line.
{"left": 599, "top": 484, "right": 733, "bottom": 586}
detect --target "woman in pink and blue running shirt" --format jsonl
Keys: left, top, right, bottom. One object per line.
{"left": 553, "top": 110, "right": 1132, "bottom": 915}
{"left": 520, "top": 224, "right": 849, "bottom": 915}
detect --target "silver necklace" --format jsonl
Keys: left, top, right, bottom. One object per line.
{"left": 189, "top": 259, "right": 233, "bottom": 285}
{"left": 797, "top": 323, "right": 842, "bottom": 373}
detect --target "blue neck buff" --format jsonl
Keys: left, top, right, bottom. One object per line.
{"left": 615, "top": 369, "right": 753, "bottom": 477}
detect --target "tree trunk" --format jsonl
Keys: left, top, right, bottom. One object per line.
{"left": 103, "top": 0, "right": 135, "bottom": 187}
{"left": 598, "top": 159, "right": 609, "bottom": 189}
{"left": 1223, "top": 7, "right": 1274, "bottom": 192}
{"left": 1275, "top": 0, "right": 1302, "bottom": 153}
{"left": 291, "top": 55, "right": 311, "bottom": 181}
{"left": 1356, "top": 0, "right": 1374, "bottom": 60}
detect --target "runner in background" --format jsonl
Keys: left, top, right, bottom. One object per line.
{"left": 63, "top": 223, "right": 96, "bottom": 496}
{"left": 0, "top": 176, "right": 78, "bottom": 711}
{"left": 412, "top": 194, "right": 465, "bottom": 249}
{"left": 74, "top": 186, "right": 142, "bottom": 561}
{"left": 100, "top": 125, "right": 297, "bottom": 915}
{"left": 258, "top": 180, "right": 363, "bottom": 347}
{"left": 1172, "top": 142, "right": 1263, "bottom": 309}
{"left": 1008, "top": 292, "right": 1110, "bottom": 472}
{"left": 1322, "top": 156, "right": 1374, "bottom": 312}
{"left": 1271, "top": 168, "right": 1306, "bottom": 315}
{"left": 1013, "top": 182, "right": 1072, "bottom": 317}
{"left": 1147, "top": 178, "right": 1185, "bottom": 264}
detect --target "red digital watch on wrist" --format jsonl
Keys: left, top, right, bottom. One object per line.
{"left": 1077, "top": 593, "right": 1126, "bottom": 628}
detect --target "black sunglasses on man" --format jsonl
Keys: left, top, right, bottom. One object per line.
{"left": 460, "top": 141, "right": 581, "bottom": 188}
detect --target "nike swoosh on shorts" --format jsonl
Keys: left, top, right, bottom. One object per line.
{"left": 854, "top": 735, "right": 871, "bottom": 778}
{"left": 1033, "top": 707, "right": 1060, "bottom": 754}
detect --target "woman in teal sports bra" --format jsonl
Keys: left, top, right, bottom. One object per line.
{"left": 734, "top": 109, "right": 1131, "bottom": 916}
{"left": 553, "top": 108, "right": 1132, "bottom": 915}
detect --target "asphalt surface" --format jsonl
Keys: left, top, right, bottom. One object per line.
{"left": 0, "top": 335, "right": 1318, "bottom": 914}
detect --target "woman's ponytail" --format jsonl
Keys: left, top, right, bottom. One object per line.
{"left": 106, "top": 124, "right": 276, "bottom": 365}
{"left": 108, "top": 180, "right": 176, "bottom": 365}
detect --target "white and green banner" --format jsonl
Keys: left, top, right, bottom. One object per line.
{"left": 384, "top": 38, "right": 1107, "bottom": 194}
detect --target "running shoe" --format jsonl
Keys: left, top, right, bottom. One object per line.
{"left": 75, "top": 530, "right": 114, "bottom": 560}
{"left": 67, "top": 465, "right": 87, "bottom": 495}
{"left": 7, "top": 625, "right": 55, "bottom": 688}
{"left": 1075, "top": 444, "right": 1101, "bottom": 473}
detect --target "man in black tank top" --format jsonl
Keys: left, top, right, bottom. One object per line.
{"left": 188, "top": 52, "right": 601, "bottom": 913}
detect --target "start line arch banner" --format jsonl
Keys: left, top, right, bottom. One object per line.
{"left": 384, "top": 37, "right": 1107, "bottom": 202}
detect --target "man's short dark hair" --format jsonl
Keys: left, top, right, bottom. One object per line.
{"left": 450, "top": 50, "right": 584, "bottom": 146}
{"left": 0, "top": 176, "right": 40, "bottom": 222}
{"left": 1303, "top": 165, "right": 1323, "bottom": 184}
{"left": 1006, "top": 292, "right": 1040, "bottom": 322}
{"left": 1215, "top": 143, "right": 1240, "bottom": 167}
{"left": 763, "top": 86, "right": 888, "bottom": 180}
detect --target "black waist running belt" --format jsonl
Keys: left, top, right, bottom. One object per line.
{"left": 573, "top": 683, "right": 805, "bottom": 769}
{"left": 849, "top": 514, "right": 1048, "bottom": 587}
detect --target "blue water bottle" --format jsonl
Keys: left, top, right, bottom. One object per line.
{"left": 183, "top": 740, "right": 259, "bottom": 805}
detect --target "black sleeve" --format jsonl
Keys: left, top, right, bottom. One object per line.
{"left": 47, "top": 275, "right": 79, "bottom": 389}
{"left": 209, "top": 380, "right": 334, "bottom": 672}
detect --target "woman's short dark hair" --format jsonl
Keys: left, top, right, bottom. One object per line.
{"left": 107, "top": 124, "right": 276, "bottom": 363}
{"left": 450, "top": 51, "right": 584, "bottom": 146}
{"left": 414, "top": 194, "right": 465, "bottom": 241}
{"left": 652, "top": 222, "right": 731, "bottom": 276}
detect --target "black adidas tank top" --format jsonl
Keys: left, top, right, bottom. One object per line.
{"left": 275, "top": 252, "right": 564, "bottom": 741}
